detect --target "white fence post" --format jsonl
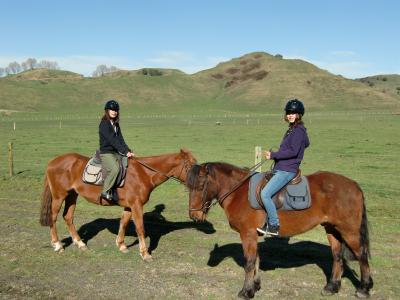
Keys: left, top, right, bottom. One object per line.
{"left": 255, "top": 146, "right": 262, "bottom": 172}
{"left": 8, "top": 142, "right": 14, "bottom": 177}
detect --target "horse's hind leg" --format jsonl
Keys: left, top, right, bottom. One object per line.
{"left": 238, "top": 230, "right": 259, "bottom": 299}
{"left": 253, "top": 254, "right": 261, "bottom": 292}
{"left": 340, "top": 232, "right": 373, "bottom": 298}
{"left": 115, "top": 207, "right": 131, "bottom": 253}
{"left": 322, "top": 225, "right": 343, "bottom": 296}
{"left": 63, "top": 191, "right": 87, "bottom": 250}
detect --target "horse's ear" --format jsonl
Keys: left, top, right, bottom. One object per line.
{"left": 180, "top": 148, "right": 189, "bottom": 155}
{"left": 213, "top": 243, "right": 219, "bottom": 250}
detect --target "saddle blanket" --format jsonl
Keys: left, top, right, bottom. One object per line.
{"left": 248, "top": 172, "right": 312, "bottom": 211}
{"left": 82, "top": 152, "right": 128, "bottom": 187}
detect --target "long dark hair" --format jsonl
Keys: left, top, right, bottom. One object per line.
{"left": 284, "top": 113, "right": 304, "bottom": 128}
{"left": 101, "top": 109, "right": 120, "bottom": 124}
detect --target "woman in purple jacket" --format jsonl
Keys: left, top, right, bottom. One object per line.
{"left": 257, "top": 99, "right": 310, "bottom": 236}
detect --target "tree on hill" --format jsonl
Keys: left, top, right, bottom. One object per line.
{"left": 92, "top": 64, "right": 120, "bottom": 77}
{"left": 0, "top": 58, "right": 59, "bottom": 77}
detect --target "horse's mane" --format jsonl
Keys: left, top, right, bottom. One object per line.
{"left": 186, "top": 161, "right": 248, "bottom": 190}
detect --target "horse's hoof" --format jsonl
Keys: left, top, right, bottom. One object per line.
{"left": 356, "top": 290, "right": 370, "bottom": 298}
{"left": 321, "top": 288, "right": 334, "bottom": 296}
{"left": 119, "top": 245, "right": 129, "bottom": 254}
{"left": 52, "top": 242, "right": 64, "bottom": 253}
{"left": 238, "top": 289, "right": 254, "bottom": 299}
{"left": 142, "top": 254, "right": 153, "bottom": 262}
{"left": 73, "top": 240, "right": 88, "bottom": 251}
{"left": 140, "top": 250, "right": 153, "bottom": 261}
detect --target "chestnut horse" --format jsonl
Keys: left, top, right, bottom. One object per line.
{"left": 186, "top": 162, "right": 373, "bottom": 299}
{"left": 40, "top": 149, "right": 196, "bottom": 260}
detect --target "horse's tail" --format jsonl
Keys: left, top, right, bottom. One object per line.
{"left": 342, "top": 184, "right": 371, "bottom": 261}
{"left": 40, "top": 173, "right": 53, "bottom": 226}
{"left": 359, "top": 186, "right": 371, "bottom": 260}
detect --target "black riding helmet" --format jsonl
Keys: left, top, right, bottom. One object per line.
{"left": 285, "top": 99, "right": 305, "bottom": 116}
{"left": 104, "top": 99, "right": 120, "bottom": 112}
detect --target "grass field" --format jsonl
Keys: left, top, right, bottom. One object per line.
{"left": 0, "top": 111, "right": 399, "bottom": 299}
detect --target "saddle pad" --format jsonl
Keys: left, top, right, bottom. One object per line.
{"left": 82, "top": 154, "right": 127, "bottom": 187}
{"left": 248, "top": 172, "right": 312, "bottom": 211}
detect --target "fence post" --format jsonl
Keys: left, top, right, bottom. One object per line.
{"left": 8, "top": 142, "right": 14, "bottom": 177}
{"left": 255, "top": 146, "right": 262, "bottom": 172}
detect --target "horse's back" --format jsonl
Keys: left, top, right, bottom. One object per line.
{"left": 307, "top": 170, "right": 361, "bottom": 189}
{"left": 46, "top": 153, "right": 89, "bottom": 173}
{"left": 306, "top": 170, "right": 364, "bottom": 208}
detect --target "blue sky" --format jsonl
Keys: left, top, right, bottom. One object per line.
{"left": 1, "top": 0, "right": 399, "bottom": 78}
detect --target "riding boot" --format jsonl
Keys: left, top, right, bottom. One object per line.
{"left": 111, "top": 188, "right": 119, "bottom": 202}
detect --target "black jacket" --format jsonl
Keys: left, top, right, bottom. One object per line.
{"left": 99, "top": 119, "right": 131, "bottom": 155}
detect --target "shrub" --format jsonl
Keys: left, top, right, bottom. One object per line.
{"left": 251, "top": 70, "right": 268, "bottom": 81}
{"left": 242, "top": 62, "right": 261, "bottom": 73}
{"left": 142, "top": 68, "right": 163, "bottom": 76}
{"left": 226, "top": 68, "right": 240, "bottom": 75}
{"left": 211, "top": 73, "right": 224, "bottom": 79}
{"left": 225, "top": 80, "right": 236, "bottom": 88}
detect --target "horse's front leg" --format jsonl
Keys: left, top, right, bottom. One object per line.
{"left": 238, "top": 230, "right": 259, "bottom": 299}
{"left": 130, "top": 203, "right": 152, "bottom": 261}
{"left": 115, "top": 207, "right": 131, "bottom": 253}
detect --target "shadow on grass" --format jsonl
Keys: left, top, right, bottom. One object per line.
{"left": 61, "top": 204, "right": 215, "bottom": 254}
{"left": 207, "top": 237, "right": 360, "bottom": 289}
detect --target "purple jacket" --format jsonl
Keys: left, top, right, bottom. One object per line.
{"left": 271, "top": 124, "right": 310, "bottom": 173}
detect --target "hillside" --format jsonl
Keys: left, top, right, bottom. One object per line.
{"left": 10, "top": 68, "right": 83, "bottom": 80}
{"left": 356, "top": 74, "right": 400, "bottom": 98}
{"left": 192, "top": 52, "right": 400, "bottom": 111}
{"left": 0, "top": 52, "right": 399, "bottom": 113}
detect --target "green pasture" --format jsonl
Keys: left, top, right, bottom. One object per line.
{"left": 0, "top": 111, "right": 399, "bottom": 299}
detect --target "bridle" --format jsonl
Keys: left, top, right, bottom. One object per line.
{"left": 189, "top": 172, "right": 213, "bottom": 213}
{"left": 189, "top": 159, "right": 268, "bottom": 214}
{"left": 133, "top": 156, "right": 192, "bottom": 184}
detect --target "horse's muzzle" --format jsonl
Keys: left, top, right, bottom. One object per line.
{"left": 189, "top": 211, "right": 206, "bottom": 222}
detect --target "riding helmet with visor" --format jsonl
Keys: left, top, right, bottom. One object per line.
{"left": 104, "top": 99, "right": 120, "bottom": 112}
{"left": 285, "top": 99, "right": 305, "bottom": 116}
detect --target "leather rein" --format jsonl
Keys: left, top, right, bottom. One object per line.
{"left": 132, "top": 157, "right": 189, "bottom": 184}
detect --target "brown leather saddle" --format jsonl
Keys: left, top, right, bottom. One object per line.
{"left": 255, "top": 169, "right": 303, "bottom": 210}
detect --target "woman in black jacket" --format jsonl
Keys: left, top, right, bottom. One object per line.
{"left": 99, "top": 100, "right": 134, "bottom": 202}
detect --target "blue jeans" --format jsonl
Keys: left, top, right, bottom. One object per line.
{"left": 261, "top": 170, "right": 296, "bottom": 226}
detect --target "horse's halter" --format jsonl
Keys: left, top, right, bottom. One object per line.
{"left": 189, "top": 167, "right": 217, "bottom": 214}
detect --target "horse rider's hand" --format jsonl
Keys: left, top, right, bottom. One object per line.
{"left": 126, "top": 152, "right": 135, "bottom": 158}
{"left": 264, "top": 151, "right": 271, "bottom": 160}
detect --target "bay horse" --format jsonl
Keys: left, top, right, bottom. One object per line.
{"left": 40, "top": 149, "right": 196, "bottom": 261}
{"left": 186, "top": 162, "right": 373, "bottom": 299}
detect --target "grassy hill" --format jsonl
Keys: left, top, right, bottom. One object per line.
{"left": 356, "top": 74, "right": 400, "bottom": 98}
{"left": 0, "top": 53, "right": 399, "bottom": 114}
